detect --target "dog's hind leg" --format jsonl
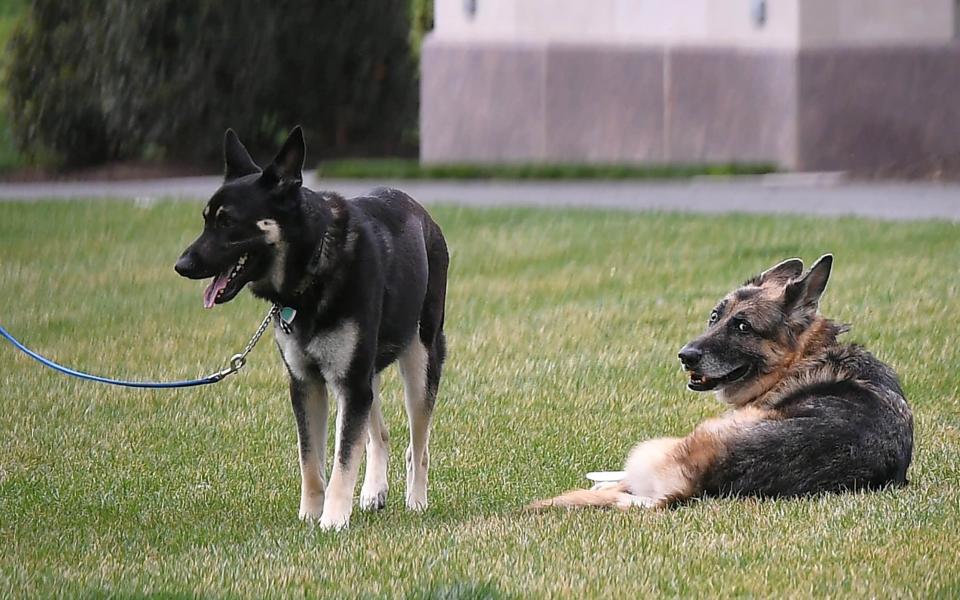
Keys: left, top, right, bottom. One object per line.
{"left": 360, "top": 374, "right": 390, "bottom": 511}
{"left": 400, "top": 228, "right": 447, "bottom": 513}
{"left": 399, "top": 338, "right": 439, "bottom": 511}
{"left": 290, "top": 376, "right": 329, "bottom": 521}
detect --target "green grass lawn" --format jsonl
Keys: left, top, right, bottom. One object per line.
{"left": 1, "top": 202, "right": 958, "bottom": 597}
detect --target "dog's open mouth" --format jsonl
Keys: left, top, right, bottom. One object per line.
{"left": 203, "top": 254, "right": 248, "bottom": 308}
{"left": 687, "top": 364, "right": 752, "bottom": 392}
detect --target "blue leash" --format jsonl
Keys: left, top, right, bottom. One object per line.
{"left": 0, "top": 305, "right": 278, "bottom": 389}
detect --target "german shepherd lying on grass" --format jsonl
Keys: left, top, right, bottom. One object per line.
{"left": 175, "top": 128, "right": 448, "bottom": 530}
{"left": 532, "top": 255, "right": 913, "bottom": 510}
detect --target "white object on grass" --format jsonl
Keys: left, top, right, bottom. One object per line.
{"left": 585, "top": 471, "right": 626, "bottom": 483}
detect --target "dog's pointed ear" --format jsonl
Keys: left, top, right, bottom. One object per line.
{"left": 754, "top": 258, "right": 804, "bottom": 286}
{"left": 223, "top": 129, "right": 261, "bottom": 181}
{"left": 784, "top": 254, "right": 833, "bottom": 314}
{"left": 261, "top": 126, "right": 305, "bottom": 189}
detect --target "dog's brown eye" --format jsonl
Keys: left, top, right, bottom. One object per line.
{"left": 709, "top": 311, "right": 719, "bottom": 324}
{"left": 217, "top": 213, "right": 234, "bottom": 228}
{"left": 737, "top": 321, "right": 752, "bottom": 333}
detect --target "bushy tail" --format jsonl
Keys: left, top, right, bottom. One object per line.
{"left": 527, "top": 482, "right": 634, "bottom": 511}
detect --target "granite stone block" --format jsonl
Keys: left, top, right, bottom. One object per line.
{"left": 420, "top": 40, "right": 547, "bottom": 163}
{"left": 544, "top": 45, "right": 665, "bottom": 162}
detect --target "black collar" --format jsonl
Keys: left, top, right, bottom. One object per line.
{"left": 293, "top": 231, "right": 328, "bottom": 297}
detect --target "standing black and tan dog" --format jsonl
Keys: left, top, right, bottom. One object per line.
{"left": 532, "top": 255, "right": 913, "bottom": 509}
{"left": 175, "top": 127, "right": 448, "bottom": 530}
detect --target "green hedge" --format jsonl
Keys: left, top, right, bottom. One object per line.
{"left": 5, "top": 0, "right": 418, "bottom": 167}
{"left": 410, "top": 0, "right": 434, "bottom": 59}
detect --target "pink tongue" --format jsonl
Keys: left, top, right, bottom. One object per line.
{"left": 203, "top": 273, "right": 230, "bottom": 309}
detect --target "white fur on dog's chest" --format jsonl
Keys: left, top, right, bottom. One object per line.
{"left": 276, "top": 320, "right": 359, "bottom": 382}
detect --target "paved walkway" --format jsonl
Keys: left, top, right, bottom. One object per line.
{"left": 1, "top": 174, "right": 959, "bottom": 221}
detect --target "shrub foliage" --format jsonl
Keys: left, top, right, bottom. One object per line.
{"left": 4, "top": 0, "right": 417, "bottom": 167}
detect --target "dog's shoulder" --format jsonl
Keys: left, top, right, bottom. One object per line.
{"left": 771, "top": 342, "right": 908, "bottom": 417}
{"left": 816, "top": 343, "right": 905, "bottom": 402}
{"left": 347, "top": 187, "right": 433, "bottom": 229}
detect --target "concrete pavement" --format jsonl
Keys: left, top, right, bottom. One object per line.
{"left": 1, "top": 174, "right": 959, "bottom": 221}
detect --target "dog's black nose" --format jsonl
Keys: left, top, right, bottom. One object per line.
{"left": 175, "top": 253, "right": 197, "bottom": 278}
{"left": 678, "top": 345, "right": 703, "bottom": 367}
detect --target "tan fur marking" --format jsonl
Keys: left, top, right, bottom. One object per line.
{"left": 399, "top": 339, "right": 432, "bottom": 511}
{"left": 296, "top": 382, "right": 329, "bottom": 521}
{"left": 621, "top": 437, "right": 689, "bottom": 506}
{"left": 256, "top": 219, "right": 281, "bottom": 244}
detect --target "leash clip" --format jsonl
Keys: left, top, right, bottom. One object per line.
{"left": 217, "top": 353, "right": 247, "bottom": 379}
{"left": 229, "top": 353, "right": 247, "bottom": 372}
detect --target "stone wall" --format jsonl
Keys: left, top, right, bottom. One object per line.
{"left": 422, "top": 0, "right": 960, "bottom": 170}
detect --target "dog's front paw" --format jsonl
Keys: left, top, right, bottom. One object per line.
{"left": 298, "top": 494, "right": 324, "bottom": 522}
{"left": 615, "top": 493, "right": 658, "bottom": 509}
{"left": 360, "top": 485, "right": 388, "bottom": 512}
{"left": 318, "top": 510, "right": 351, "bottom": 531}
{"left": 590, "top": 481, "right": 621, "bottom": 491}
{"left": 405, "top": 492, "right": 428, "bottom": 512}
{"left": 299, "top": 507, "right": 322, "bottom": 522}
{"left": 318, "top": 495, "right": 353, "bottom": 531}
